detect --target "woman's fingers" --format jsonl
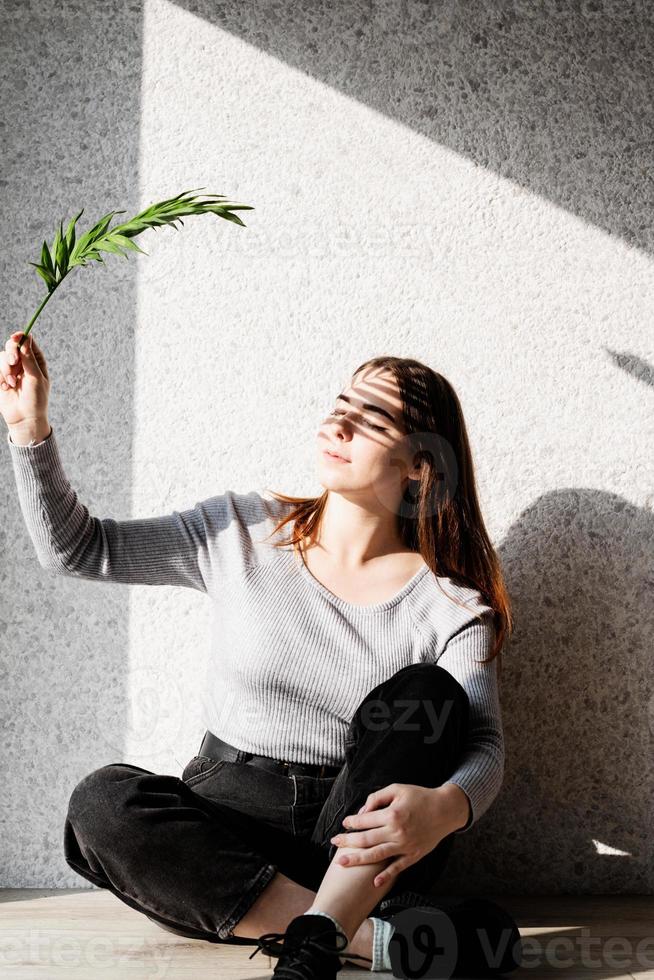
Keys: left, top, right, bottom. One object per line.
{"left": 0, "top": 352, "right": 14, "bottom": 389}
{"left": 6, "top": 332, "right": 23, "bottom": 360}
{"left": 1, "top": 335, "right": 26, "bottom": 386}
{"left": 0, "top": 349, "right": 22, "bottom": 388}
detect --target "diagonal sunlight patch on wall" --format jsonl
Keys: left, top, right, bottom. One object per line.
{"left": 168, "top": 0, "right": 654, "bottom": 257}
{"left": 593, "top": 840, "right": 633, "bottom": 856}
{"left": 137, "top": 1, "right": 653, "bottom": 537}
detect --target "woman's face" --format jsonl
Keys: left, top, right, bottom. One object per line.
{"left": 316, "top": 367, "right": 420, "bottom": 504}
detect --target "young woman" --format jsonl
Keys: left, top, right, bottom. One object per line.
{"left": 2, "top": 333, "right": 513, "bottom": 979}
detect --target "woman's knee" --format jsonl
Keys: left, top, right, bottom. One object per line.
{"left": 353, "top": 664, "right": 468, "bottom": 750}
{"left": 67, "top": 763, "right": 136, "bottom": 823}
{"left": 380, "top": 663, "right": 469, "bottom": 707}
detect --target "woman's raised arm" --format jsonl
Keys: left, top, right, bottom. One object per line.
{"left": 7, "top": 424, "right": 213, "bottom": 593}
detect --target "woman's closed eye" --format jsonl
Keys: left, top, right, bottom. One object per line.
{"left": 328, "top": 408, "right": 386, "bottom": 432}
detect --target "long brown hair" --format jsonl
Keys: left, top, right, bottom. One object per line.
{"left": 261, "top": 356, "right": 512, "bottom": 670}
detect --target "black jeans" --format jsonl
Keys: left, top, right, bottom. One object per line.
{"left": 64, "top": 663, "right": 470, "bottom": 945}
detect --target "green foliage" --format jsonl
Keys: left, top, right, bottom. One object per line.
{"left": 21, "top": 187, "right": 253, "bottom": 342}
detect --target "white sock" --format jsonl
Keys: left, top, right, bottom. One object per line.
{"left": 370, "top": 915, "right": 395, "bottom": 972}
{"left": 302, "top": 910, "right": 394, "bottom": 972}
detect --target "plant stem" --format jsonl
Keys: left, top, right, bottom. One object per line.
{"left": 16, "top": 287, "right": 58, "bottom": 351}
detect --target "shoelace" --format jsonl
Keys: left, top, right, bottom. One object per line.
{"left": 248, "top": 926, "right": 373, "bottom": 978}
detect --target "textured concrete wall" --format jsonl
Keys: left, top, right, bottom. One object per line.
{"left": 1, "top": 0, "right": 652, "bottom": 896}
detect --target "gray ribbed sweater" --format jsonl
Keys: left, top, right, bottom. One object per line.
{"left": 7, "top": 425, "right": 505, "bottom": 834}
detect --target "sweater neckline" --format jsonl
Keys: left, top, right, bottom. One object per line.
{"left": 289, "top": 548, "right": 430, "bottom": 615}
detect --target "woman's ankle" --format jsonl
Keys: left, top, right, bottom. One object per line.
{"left": 344, "top": 915, "right": 374, "bottom": 965}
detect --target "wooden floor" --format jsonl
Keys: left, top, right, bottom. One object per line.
{"left": 0, "top": 890, "right": 651, "bottom": 979}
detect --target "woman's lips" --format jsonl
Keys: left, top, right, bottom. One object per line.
{"left": 323, "top": 449, "right": 350, "bottom": 464}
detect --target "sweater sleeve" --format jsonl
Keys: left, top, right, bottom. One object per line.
{"left": 436, "top": 613, "right": 505, "bottom": 833}
{"left": 6, "top": 426, "right": 213, "bottom": 593}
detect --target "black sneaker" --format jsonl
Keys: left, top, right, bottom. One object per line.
{"left": 378, "top": 891, "right": 523, "bottom": 977}
{"left": 247, "top": 912, "right": 372, "bottom": 979}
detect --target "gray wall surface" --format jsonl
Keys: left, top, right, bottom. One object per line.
{"left": 1, "top": 0, "right": 652, "bottom": 895}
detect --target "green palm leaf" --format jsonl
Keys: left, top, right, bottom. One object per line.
{"left": 18, "top": 187, "right": 254, "bottom": 350}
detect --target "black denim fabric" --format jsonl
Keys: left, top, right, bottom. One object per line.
{"left": 64, "top": 663, "right": 470, "bottom": 945}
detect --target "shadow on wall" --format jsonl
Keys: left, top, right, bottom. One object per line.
{"left": 1, "top": 0, "right": 147, "bottom": 889}
{"left": 173, "top": 0, "right": 654, "bottom": 254}
{"left": 437, "top": 479, "right": 654, "bottom": 895}
{"left": 416, "top": 345, "right": 653, "bottom": 895}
